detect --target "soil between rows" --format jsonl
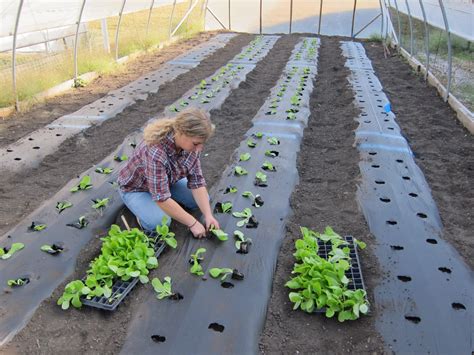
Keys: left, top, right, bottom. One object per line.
{"left": 0, "top": 33, "right": 472, "bottom": 354}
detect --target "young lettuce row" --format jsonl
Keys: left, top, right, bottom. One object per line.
{"left": 286, "top": 226, "right": 369, "bottom": 322}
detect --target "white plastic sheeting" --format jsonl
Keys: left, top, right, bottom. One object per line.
{"left": 389, "top": 0, "right": 473, "bottom": 41}
{"left": 205, "top": 0, "right": 383, "bottom": 38}
{"left": 0, "top": 0, "right": 188, "bottom": 50}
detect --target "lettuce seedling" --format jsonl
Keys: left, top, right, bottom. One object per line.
{"left": 95, "top": 167, "right": 113, "bottom": 174}
{"left": 56, "top": 201, "right": 72, "bottom": 213}
{"left": 209, "top": 267, "right": 244, "bottom": 281}
{"left": 290, "top": 95, "right": 301, "bottom": 106}
{"left": 201, "top": 98, "right": 210, "bottom": 104}
{"left": 113, "top": 154, "right": 128, "bottom": 162}
{"left": 1, "top": 242, "right": 24, "bottom": 260}
{"left": 224, "top": 185, "right": 237, "bottom": 194}
{"left": 265, "top": 150, "right": 279, "bottom": 158}
{"left": 30, "top": 222, "right": 46, "bottom": 231}
{"left": 262, "top": 161, "right": 276, "bottom": 171}
{"left": 180, "top": 100, "right": 189, "bottom": 107}
{"left": 189, "top": 248, "right": 206, "bottom": 276}
{"left": 265, "top": 109, "right": 277, "bottom": 115}
{"left": 267, "top": 137, "right": 280, "bottom": 145}
{"left": 41, "top": 244, "right": 64, "bottom": 255}
{"left": 287, "top": 112, "right": 297, "bottom": 120}
{"left": 66, "top": 216, "right": 88, "bottom": 229}
{"left": 57, "top": 280, "right": 89, "bottom": 309}
{"left": 189, "top": 94, "right": 199, "bottom": 100}
{"left": 70, "top": 175, "right": 92, "bottom": 192}
{"left": 209, "top": 267, "right": 233, "bottom": 281}
{"left": 7, "top": 278, "right": 29, "bottom": 287}
{"left": 199, "top": 80, "right": 207, "bottom": 89}
{"left": 234, "top": 231, "right": 252, "bottom": 252}
{"left": 210, "top": 227, "right": 228, "bottom": 241}
{"left": 252, "top": 132, "right": 263, "bottom": 139}
{"left": 247, "top": 139, "right": 257, "bottom": 148}
{"left": 152, "top": 276, "right": 177, "bottom": 300}
{"left": 156, "top": 216, "right": 177, "bottom": 249}
{"left": 214, "top": 201, "right": 232, "bottom": 213}
{"left": 255, "top": 171, "right": 268, "bottom": 186}
{"left": 232, "top": 208, "right": 253, "bottom": 227}
{"left": 92, "top": 197, "right": 109, "bottom": 210}
{"left": 239, "top": 153, "right": 251, "bottom": 161}
{"left": 241, "top": 191, "right": 264, "bottom": 207}
{"left": 169, "top": 105, "right": 179, "bottom": 113}
{"left": 234, "top": 166, "right": 248, "bottom": 176}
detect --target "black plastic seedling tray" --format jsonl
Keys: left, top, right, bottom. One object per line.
{"left": 82, "top": 235, "right": 166, "bottom": 311}
{"left": 314, "top": 235, "right": 366, "bottom": 313}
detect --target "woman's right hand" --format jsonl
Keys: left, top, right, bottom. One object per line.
{"left": 190, "top": 220, "right": 206, "bottom": 238}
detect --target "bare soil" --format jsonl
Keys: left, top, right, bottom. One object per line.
{"left": 0, "top": 34, "right": 472, "bottom": 354}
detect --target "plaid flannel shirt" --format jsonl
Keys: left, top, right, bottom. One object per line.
{"left": 118, "top": 132, "right": 206, "bottom": 202}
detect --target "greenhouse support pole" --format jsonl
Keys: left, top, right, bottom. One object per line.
{"left": 146, "top": 0, "right": 155, "bottom": 37}
{"left": 318, "top": 0, "right": 323, "bottom": 34}
{"left": 228, "top": 0, "right": 231, "bottom": 30}
{"left": 418, "top": 0, "right": 430, "bottom": 80}
{"left": 12, "top": 0, "right": 24, "bottom": 111}
{"left": 115, "top": 0, "right": 127, "bottom": 61}
{"left": 168, "top": 0, "right": 177, "bottom": 39}
{"left": 289, "top": 0, "right": 293, "bottom": 34}
{"left": 385, "top": 0, "right": 398, "bottom": 44}
{"left": 353, "top": 13, "right": 382, "bottom": 38}
{"left": 101, "top": 19, "right": 111, "bottom": 53}
{"left": 393, "top": 0, "right": 401, "bottom": 50}
{"left": 351, "top": 0, "right": 357, "bottom": 37}
{"left": 170, "top": 0, "right": 200, "bottom": 38}
{"left": 207, "top": 7, "right": 226, "bottom": 30}
{"left": 74, "top": 0, "right": 87, "bottom": 84}
{"left": 379, "top": 0, "right": 384, "bottom": 38}
{"left": 405, "top": 0, "right": 413, "bottom": 55}
{"left": 259, "top": 0, "right": 262, "bottom": 34}
{"left": 200, "top": 0, "right": 208, "bottom": 16}
{"left": 438, "top": 0, "right": 452, "bottom": 101}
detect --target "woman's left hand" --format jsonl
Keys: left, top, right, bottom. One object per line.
{"left": 205, "top": 214, "right": 220, "bottom": 231}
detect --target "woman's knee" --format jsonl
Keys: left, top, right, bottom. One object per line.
{"left": 140, "top": 212, "right": 171, "bottom": 232}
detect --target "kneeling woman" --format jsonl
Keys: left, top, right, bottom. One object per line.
{"left": 118, "top": 108, "right": 219, "bottom": 238}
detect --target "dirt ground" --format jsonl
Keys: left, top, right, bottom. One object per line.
{"left": 0, "top": 32, "right": 472, "bottom": 354}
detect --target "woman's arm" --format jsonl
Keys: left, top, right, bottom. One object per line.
{"left": 191, "top": 186, "right": 220, "bottom": 230}
{"left": 157, "top": 198, "right": 206, "bottom": 238}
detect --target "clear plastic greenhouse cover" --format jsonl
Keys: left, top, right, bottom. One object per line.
{"left": 0, "top": 0, "right": 187, "bottom": 49}
{"left": 391, "top": 0, "right": 473, "bottom": 41}
{"left": 205, "top": 0, "right": 384, "bottom": 38}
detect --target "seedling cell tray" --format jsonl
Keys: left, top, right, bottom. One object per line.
{"left": 314, "top": 235, "right": 366, "bottom": 313}
{"left": 81, "top": 236, "right": 166, "bottom": 311}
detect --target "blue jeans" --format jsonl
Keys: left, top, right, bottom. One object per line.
{"left": 119, "top": 178, "right": 198, "bottom": 231}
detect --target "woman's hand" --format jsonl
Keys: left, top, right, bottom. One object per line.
{"left": 190, "top": 220, "right": 206, "bottom": 239}
{"left": 205, "top": 214, "right": 220, "bottom": 231}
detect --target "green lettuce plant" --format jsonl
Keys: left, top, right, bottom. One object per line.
{"left": 155, "top": 216, "right": 177, "bottom": 249}
{"left": 239, "top": 153, "right": 251, "bottom": 161}
{"left": 1, "top": 242, "right": 24, "bottom": 260}
{"left": 210, "top": 227, "right": 228, "bottom": 241}
{"left": 189, "top": 248, "right": 206, "bottom": 276}
{"left": 234, "top": 166, "right": 248, "bottom": 176}
{"left": 71, "top": 175, "right": 92, "bottom": 192}
{"left": 56, "top": 201, "right": 73, "bottom": 213}
{"left": 152, "top": 277, "right": 174, "bottom": 299}
{"left": 95, "top": 167, "right": 113, "bottom": 174}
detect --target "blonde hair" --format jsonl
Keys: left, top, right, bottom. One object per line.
{"left": 144, "top": 107, "right": 215, "bottom": 145}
